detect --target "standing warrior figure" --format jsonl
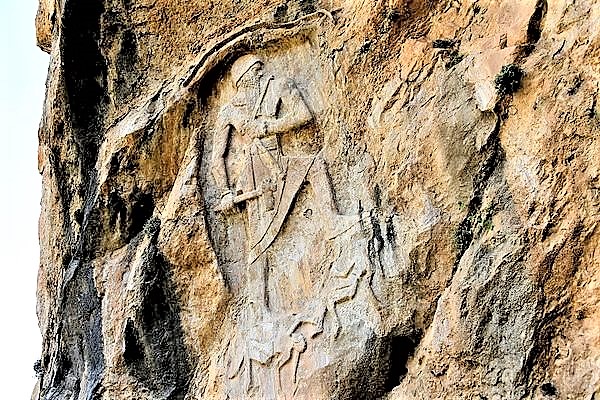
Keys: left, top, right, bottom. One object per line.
{"left": 211, "top": 54, "right": 370, "bottom": 395}
{"left": 211, "top": 54, "right": 339, "bottom": 318}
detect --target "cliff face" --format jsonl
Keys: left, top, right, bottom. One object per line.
{"left": 33, "top": 1, "right": 600, "bottom": 399}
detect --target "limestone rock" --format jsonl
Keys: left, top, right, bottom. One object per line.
{"left": 33, "top": 0, "right": 600, "bottom": 399}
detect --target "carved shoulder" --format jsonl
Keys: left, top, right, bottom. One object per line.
{"left": 272, "top": 77, "right": 300, "bottom": 97}
{"left": 270, "top": 77, "right": 310, "bottom": 115}
{"left": 262, "top": 76, "right": 312, "bottom": 134}
{"left": 216, "top": 104, "right": 234, "bottom": 130}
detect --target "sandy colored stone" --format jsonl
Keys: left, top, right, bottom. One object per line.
{"left": 33, "top": 0, "right": 600, "bottom": 399}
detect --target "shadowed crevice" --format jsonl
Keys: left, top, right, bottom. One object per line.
{"left": 123, "top": 233, "right": 191, "bottom": 399}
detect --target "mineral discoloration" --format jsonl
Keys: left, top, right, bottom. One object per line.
{"left": 34, "top": 1, "right": 600, "bottom": 399}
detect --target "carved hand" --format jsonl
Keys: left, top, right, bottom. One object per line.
{"left": 242, "top": 118, "right": 268, "bottom": 139}
{"left": 216, "top": 191, "right": 236, "bottom": 214}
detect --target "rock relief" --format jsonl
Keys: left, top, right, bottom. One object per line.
{"left": 205, "top": 51, "right": 379, "bottom": 399}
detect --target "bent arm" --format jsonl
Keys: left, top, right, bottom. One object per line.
{"left": 264, "top": 82, "right": 313, "bottom": 135}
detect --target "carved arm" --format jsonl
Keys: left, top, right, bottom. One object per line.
{"left": 263, "top": 83, "right": 313, "bottom": 136}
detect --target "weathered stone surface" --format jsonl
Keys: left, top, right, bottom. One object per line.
{"left": 33, "top": 0, "right": 600, "bottom": 399}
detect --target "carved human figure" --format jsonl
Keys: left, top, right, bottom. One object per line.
{"left": 211, "top": 54, "right": 364, "bottom": 396}
{"left": 211, "top": 54, "right": 341, "bottom": 311}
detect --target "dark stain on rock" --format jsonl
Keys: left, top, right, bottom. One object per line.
{"left": 106, "top": 189, "right": 155, "bottom": 245}
{"left": 40, "top": 1, "right": 109, "bottom": 397}
{"left": 495, "top": 64, "right": 524, "bottom": 97}
{"left": 129, "top": 192, "right": 155, "bottom": 240}
{"left": 115, "top": 29, "right": 139, "bottom": 102}
{"left": 526, "top": 0, "right": 547, "bottom": 46}
{"left": 109, "top": 148, "right": 126, "bottom": 176}
{"left": 338, "top": 331, "right": 420, "bottom": 399}
{"left": 540, "top": 382, "right": 557, "bottom": 396}
{"left": 45, "top": 260, "right": 105, "bottom": 399}
{"left": 34, "top": 359, "right": 44, "bottom": 378}
{"left": 108, "top": 191, "right": 127, "bottom": 231}
{"left": 454, "top": 117, "right": 504, "bottom": 266}
{"left": 385, "top": 214, "right": 396, "bottom": 244}
{"left": 445, "top": 50, "right": 464, "bottom": 69}
{"left": 374, "top": 183, "right": 382, "bottom": 208}
{"left": 123, "top": 319, "right": 144, "bottom": 365}
{"left": 298, "top": 0, "right": 316, "bottom": 15}
{"left": 124, "top": 241, "right": 191, "bottom": 398}
{"left": 432, "top": 38, "right": 456, "bottom": 49}
{"left": 182, "top": 100, "right": 196, "bottom": 129}
{"left": 62, "top": 0, "right": 108, "bottom": 180}
{"left": 566, "top": 74, "right": 583, "bottom": 96}
{"left": 273, "top": 3, "right": 289, "bottom": 22}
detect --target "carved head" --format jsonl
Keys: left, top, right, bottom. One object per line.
{"left": 231, "top": 54, "right": 263, "bottom": 88}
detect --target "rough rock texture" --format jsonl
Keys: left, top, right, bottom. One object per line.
{"left": 33, "top": 0, "right": 600, "bottom": 399}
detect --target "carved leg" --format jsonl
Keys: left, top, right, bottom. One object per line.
{"left": 245, "top": 355, "right": 253, "bottom": 393}
{"left": 277, "top": 348, "right": 302, "bottom": 400}
{"left": 328, "top": 270, "right": 364, "bottom": 340}
{"left": 327, "top": 300, "right": 341, "bottom": 340}
{"left": 292, "top": 349, "right": 301, "bottom": 387}
{"left": 311, "top": 306, "right": 326, "bottom": 338}
{"left": 290, "top": 333, "right": 306, "bottom": 385}
{"left": 276, "top": 333, "right": 306, "bottom": 399}
{"left": 276, "top": 347, "right": 293, "bottom": 395}
{"left": 287, "top": 300, "right": 326, "bottom": 338}
{"left": 226, "top": 348, "right": 245, "bottom": 379}
{"left": 247, "top": 255, "right": 269, "bottom": 317}
{"left": 306, "top": 156, "right": 338, "bottom": 215}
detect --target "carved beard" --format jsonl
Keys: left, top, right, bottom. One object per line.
{"left": 238, "top": 75, "right": 261, "bottom": 90}
{"left": 233, "top": 76, "right": 261, "bottom": 107}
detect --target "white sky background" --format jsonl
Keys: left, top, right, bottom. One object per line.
{"left": 0, "top": 0, "right": 48, "bottom": 397}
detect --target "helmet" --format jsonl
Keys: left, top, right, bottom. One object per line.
{"left": 231, "top": 54, "right": 263, "bottom": 87}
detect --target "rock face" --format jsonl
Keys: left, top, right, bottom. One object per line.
{"left": 33, "top": 0, "right": 600, "bottom": 399}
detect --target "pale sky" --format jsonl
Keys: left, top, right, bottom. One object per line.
{"left": 0, "top": 0, "right": 48, "bottom": 397}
